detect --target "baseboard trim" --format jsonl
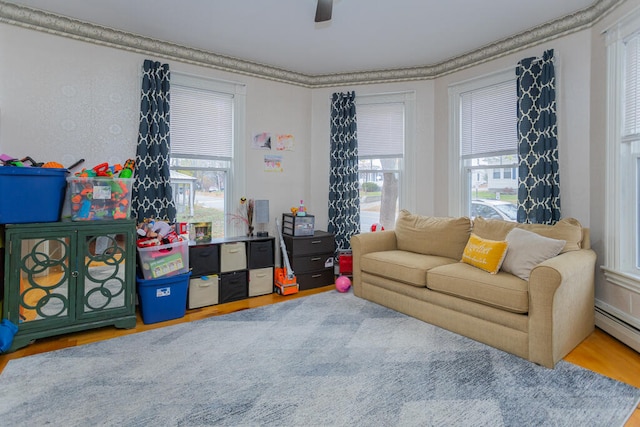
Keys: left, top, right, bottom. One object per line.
{"left": 595, "top": 305, "right": 640, "bottom": 353}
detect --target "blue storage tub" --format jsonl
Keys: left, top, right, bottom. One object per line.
{"left": 0, "top": 166, "right": 68, "bottom": 224}
{"left": 137, "top": 271, "right": 191, "bottom": 324}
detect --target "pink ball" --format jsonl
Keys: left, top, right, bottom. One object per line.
{"left": 335, "top": 275, "right": 352, "bottom": 293}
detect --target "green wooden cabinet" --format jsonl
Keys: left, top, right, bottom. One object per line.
{"left": 2, "top": 220, "right": 137, "bottom": 351}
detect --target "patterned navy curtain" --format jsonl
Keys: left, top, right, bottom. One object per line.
{"left": 516, "top": 49, "right": 560, "bottom": 224}
{"left": 132, "top": 59, "right": 176, "bottom": 222}
{"left": 328, "top": 91, "right": 359, "bottom": 255}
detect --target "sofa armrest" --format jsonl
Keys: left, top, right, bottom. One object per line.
{"left": 527, "top": 249, "right": 597, "bottom": 367}
{"left": 350, "top": 231, "right": 398, "bottom": 296}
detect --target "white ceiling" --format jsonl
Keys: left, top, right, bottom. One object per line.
{"left": 4, "top": 0, "right": 599, "bottom": 76}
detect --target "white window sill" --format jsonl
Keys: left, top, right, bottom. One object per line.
{"left": 601, "top": 266, "right": 640, "bottom": 294}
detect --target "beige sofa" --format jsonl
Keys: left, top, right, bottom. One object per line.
{"left": 350, "top": 210, "right": 596, "bottom": 368}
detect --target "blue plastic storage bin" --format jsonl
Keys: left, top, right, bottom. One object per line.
{"left": 137, "top": 271, "right": 191, "bottom": 324}
{"left": 0, "top": 166, "right": 68, "bottom": 224}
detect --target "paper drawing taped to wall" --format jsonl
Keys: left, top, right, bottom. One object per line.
{"left": 275, "top": 134, "right": 295, "bottom": 151}
{"left": 252, "top": 132, "right": 272, "bottom": 150}
{"left": 264, "top": 155, "right": 283, "bottom": 172}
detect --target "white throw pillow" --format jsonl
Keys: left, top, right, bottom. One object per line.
{"left": 501, "top": 228, "right": 566, "bottom": 281}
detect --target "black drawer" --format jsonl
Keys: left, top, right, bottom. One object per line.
{"left": 248, "top": 240, "right": 274, "bottom": 269}
{"left": 295, "top": 268, "right": 335, "bottom": 291}
{"left": 189, "top": 244, "right": 220, "bottom": 276}
{"left": 289, "top": 253, "right": 334, "bottom": 273}
{"left": 283, "top": 231, "right": 335, "bottom": 256}
{"left": 219, "top": 271, "right": 248, "bottom": 303}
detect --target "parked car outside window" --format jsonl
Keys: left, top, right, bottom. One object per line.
{"left": 471, "top": 199, "right": 517, "bottom": 221}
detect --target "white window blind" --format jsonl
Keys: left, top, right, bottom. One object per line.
{"left": 357, "top": 102, "right": 404, "bottom": 158}
{"left": 624, "top": 33, "right": 640, "bottom": 139}
{"left": 170, "top": 84, "right": 233, "bottom": 158}
{"left": 461, "top": 80, "right": 517, "bottom": 159}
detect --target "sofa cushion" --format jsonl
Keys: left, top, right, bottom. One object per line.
{"left": 501, "top": 228, "right": 566, "bottom": 281}
{"left": 395, "top": 210, "right": 471, "bottom": 260}
{"left": 360, "top": 250, "right": 457, "bottom": 288}
{"left": 427, "top": 263, "right": 529, "bottom": 314}
{"left": 461, "top": 233, "right": 509, "bottom": 274}
{"left": 472, "top": 217, "right": 582, "bottom": 253}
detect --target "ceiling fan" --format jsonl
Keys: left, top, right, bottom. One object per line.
{"left": 315, "top": 0, "right": 333, "bottom": 23}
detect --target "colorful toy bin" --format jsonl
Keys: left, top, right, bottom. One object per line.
{"left": 137, "top": 271, "right": 191, "bottom": 324}
{"left": 67, "top": 177, "right": 133, "bottom": 221}
{"left": 137, "top": 239, "right": 190, "bottom": 280}
{"left": 0, "top": 166, "right": 69, "bottom": 224}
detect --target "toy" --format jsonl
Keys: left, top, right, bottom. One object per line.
{"left": 136, "top": 219, "right": 182, "bottom": 247}
{"left": 119, "top": 159, "right": 135, "bottom": 178}
{"left": 297, "top": 199, "right": 307, "bottom": 216}
{"left": 335, "top": 275, "right": 351, "bottom": 293}
{"left": 371, "top": 223, "right": 385, "bottom": 232}
{"left": 274, "top": 217, "right": 299, "bottom": 295}
{"left": 42, "top": 161, "right": 64, "bottom": 168}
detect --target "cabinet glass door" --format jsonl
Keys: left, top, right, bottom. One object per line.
{"left": 79, "top": 232, "right": 129, "bottom": 316}
{"left": 16, "top": 236, "right": 71, "bottom": 324}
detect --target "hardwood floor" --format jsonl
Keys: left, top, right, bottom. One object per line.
{"left": 1, "top": 285, "right": 639, "bottom": 426}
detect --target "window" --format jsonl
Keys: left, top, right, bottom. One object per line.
{"left": 356, "top": 92, "right": 414, "bottom": 231}
{"left": 449, "top": 70, "right": 518, "bottom": 219}
{"left": 603, "top": 11, "right": 640, "bottom": 288}
{"left": 169, "top": 73, "right": 246, "bottom": 238}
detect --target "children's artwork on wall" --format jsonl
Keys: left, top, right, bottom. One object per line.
{"left": 252, "top": 132, "right": 272, "bottom": 150}
{"left": 275, "top": 134, "right": 295, "bottom": 151}
{"left": 264, "top": 155, "right": 283, "bottom": 173}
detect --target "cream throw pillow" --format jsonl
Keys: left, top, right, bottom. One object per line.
{"left": 395, "top": 210, "right": 471, "bottom": 260}
{"left": 461, "top": 234, "right": 509, "bottom": 274}
{"left": 472, "top": 216, "right": 582, "bottom": 253}
{"left": 501, "top": 228, "right": 566, "bottom": 281}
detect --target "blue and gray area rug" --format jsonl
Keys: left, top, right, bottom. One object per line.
{"left": 0, "top": 291, "right": 638, "bottom": 426}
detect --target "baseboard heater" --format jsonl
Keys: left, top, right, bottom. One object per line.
{"left": 595, "top": 306, "right": 640, "bottom": 353}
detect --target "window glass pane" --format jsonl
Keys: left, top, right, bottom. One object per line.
{"left": 171, "top": 85, "right": 233, "bottom": 158}
{"left": 624, "top": 34, "right": 640, "bottom": 138}
{"left": 637, "top": 157, "right": 640, "bottom": 269}
{"left": 170, "top": 80, "right": 234, "bottom": 238}
{"left": 357, "top": 103, "right": 404, "bottom": 158}
{"left": 467, "top": 157, "right": 518, "bottom": 222}
{"left": 459, "top": 75, "right": 518, "bottom": 220}
{"left": 356, "top": 99, "right": 404, "bottom": 231}
{"left": 461, "top": 80, "right": 518, "bottom": 158}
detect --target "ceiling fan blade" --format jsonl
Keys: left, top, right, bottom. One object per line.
{"left": 315, "top": 0, "right": 333, "bottom": 23}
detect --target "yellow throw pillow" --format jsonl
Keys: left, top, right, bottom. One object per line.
{"left": 461, "top": 234, "right": 509, "bottom": 274}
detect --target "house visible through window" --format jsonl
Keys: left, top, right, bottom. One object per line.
{"left": 356, "top": 93, "right": 409, "bottom": 231}
{"left": 449, "top": 70, "right": 518, "bottom": 221}
{"left": 169, "top": 73, "right": 245, "bottom": 238}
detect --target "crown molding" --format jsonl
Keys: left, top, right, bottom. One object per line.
{"left": 0, "top": 0, "right": 624, "bottom": 88}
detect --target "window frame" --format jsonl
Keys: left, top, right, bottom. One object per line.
{"left": 448, "top": 69, "right": 518, "bottom": 217}
{"left": 603, "top": 9, "right": 640, "bottom": 291}
{"left": 169, "top": 72, "right": 246, "bottom": 237}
